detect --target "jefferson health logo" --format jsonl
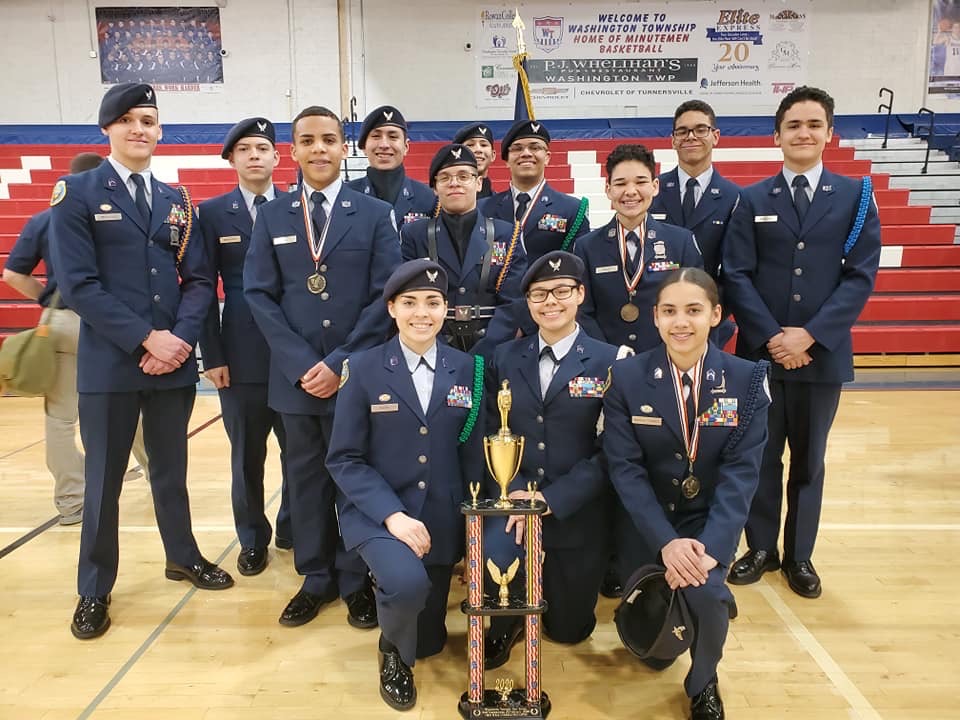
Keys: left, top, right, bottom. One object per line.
{"left": 534, "top": 16, "right": 563, "bottom": 53}
{"left": 706, "top": 8, "right": 764, "bottom": 45}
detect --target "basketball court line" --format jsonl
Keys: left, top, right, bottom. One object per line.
{"left": 0, "top": 437, "right": 43, "bottom": 460}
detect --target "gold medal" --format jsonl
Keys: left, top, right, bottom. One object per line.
{"left": 307, "top": 273, "right": 326, "bottom": 294}
{"left": 681, "top": 475, "right": 700, "bottom": 500}
{"left": 620, "top": 302, "right": 640, "bottom": 322}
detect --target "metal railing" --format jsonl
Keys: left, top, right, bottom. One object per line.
{"left": 877, "top": 87, "right": 894, "bottom": 149}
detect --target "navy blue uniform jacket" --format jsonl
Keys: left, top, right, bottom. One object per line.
{"left": 487, "top": 330, "right": 618, "bottom": 549}
{"left": 722, "top": 169, "right": 881, "bottom": 384}
{"left": 4, "top": 209, "right": 68, "bottom": 309}
{"left": 603, "top": 344, "right": 770, "bottom": 566}
{"left": 576, "top": 215, "right": 703, "bottom": 352}
{"left": 243, "top": 185, "right": 400, "bottom": 415}
{"left": 327, "top": 337, "right": 485, "bottom": 566}
{"left": 347, "top": 174, "right": 438, "bottom": 228}
{"left": 49, "top": 162, "right": 213, "bottom": 393}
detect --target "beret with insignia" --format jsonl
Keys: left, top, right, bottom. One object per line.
{"left": 614, "top": 565, "right": 695, "bottom": 662}
{"left": 500, "top": 119, "right": 551, "bottom": 160}
{"left": 384, "top": 258, "right": 448, "bottom": 302}
{"left": 428, "top": 144, "right": 477, "bottom": 188}
{"left": 521, "top": 250, "right": 584, "bottom": 293}
{"left": 221, "top": 117, "right": 276, "bottom": 159}
{"left": 453, "top": 122, "right": 495, "bottom": 145}
{"left": 358, "top": 105, "right": 407, "bottom": 150}
{"left": 99, "top": 82, "right": 157, "bottom": 128}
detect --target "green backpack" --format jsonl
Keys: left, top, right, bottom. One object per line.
{"left": 0, "top": 291, "right": 60, "bottom": 397}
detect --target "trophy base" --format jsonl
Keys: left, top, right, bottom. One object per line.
{"left": 458, "top": 690, "right": 551, "bottom": 719}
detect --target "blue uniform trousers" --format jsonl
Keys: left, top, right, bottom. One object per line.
{"left": 360, "top": 537, "right": 453, "bottom": 667}
{"left": 746, "top": 379, "right": 842, "bottom": 562}
{"left": 77, "top": 386, "right": 200, "bottom": 597}
{"left": 282, "top": 412, "right": 367, "bottom": 597}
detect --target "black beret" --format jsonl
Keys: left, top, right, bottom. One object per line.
{"left": 453, "top": 122, "right": 495, "bottom": 145}
{"left": 358, "top": 105, "right": 407, "bottom": 150}
{"left": 428, "top": 144, "right": 478, "bottom": 188}
{"left": 521, "top": 251, "right": 584, "bottom": 293}
{"left": 221, "top": 117, "right": 276, "bottom": 159}
{"left": 99, "top": 83, "right": 157, "bottom": 128}
{"left": 614, "top": 565, "right": 695, "bottom": 662}
{"left": 384, "top": 259, "right": 448, "bottom": 301}
{"left": 500, "top": 119, "right": 551, "bottom": 160}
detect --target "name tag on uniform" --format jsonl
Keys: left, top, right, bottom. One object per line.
{"left": 219, "top": 235, "right": 242, "bottom": 244}
{"left": 631, "top": 415, "right": 662, "bottom": 426}
{"left": 94, "top": 212, "right": 122, "bottom": 222}
{"left": 754, "top": 215, "right": 778, "bottom": 223}
{"left": 370, "top": 403, "right": 399, "bottom": 413}
{"left": 650, "top": 213, "right": 667, "bottom": 220}
{"left": 595, "top": 265, "right": 619, "bottom": 274}
{"left": 272, "top": 235, "right": 297, "bottom": 245}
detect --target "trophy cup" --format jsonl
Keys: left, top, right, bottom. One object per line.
{"left": 459, "top": 379, "right": 551, "bottom": 719}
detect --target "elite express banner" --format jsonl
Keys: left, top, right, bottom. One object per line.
{"left": 476, "top": 3, "right": 810, "bottom": 112}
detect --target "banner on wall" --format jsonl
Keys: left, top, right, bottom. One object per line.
{"left": 476, "top": 3, "right": 809, "bottom": 112}
{"left": 96, "top": 7, "right": 224, "bottom": 92}
{"left": 930, "top": 0, "right": 960, "bottom": 95}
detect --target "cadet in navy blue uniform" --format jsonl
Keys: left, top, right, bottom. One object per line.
{"left": 49, "top": 83, "right": 234, "bottom": 641}
{"left": 453, "top": 122, "right": 497, "bottom": 198}
{"left": 347, "top": 105, "right": 438, "bottom": 228}
{"left": 244, "top": 106, "right": 400, "bottom": 630}
{"left": 401, "top": 144, "right": 525, "bottom": 358}
{"left": 577, "top": 144, "right": 703, "bottom": 353}
{"left": 649, "top": 101, "right": 739, "bottom": 346}
{"left": 723, "top": 86, "right": 881, "bottom": 598}
{"left": 327, "top": 259, "right": 485, "bottom": 711}
{"left": 604, "top": 268, "right": 770, "bottom": 720}
{"left": 481, "top": 251, "right": 619, "bottom": 670}
{"left": 479, "top": 120, "right": 590, "bottom": 264}
{"left": 198, "top": 117, "right": 293, "bottom": 576}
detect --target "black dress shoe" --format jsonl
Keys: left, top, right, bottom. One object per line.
{"left": 345, "top": 587, "right": 378, "bottom": 629}
{"left": 236, "top": 547, "right": 268, "bottom": 576}
{"left": 691, "top": 682, "right": 725, "bottom": 720}
{"left": 484, "top": 620, "right": 524, "bottom": 670}
{"left": 279, "top": 588, "right": 337, "bottom": 627}
{"left": 71, "top": 595, "right": 111, "bottom": 639}
{"left": 165, "top": 558, "right": 235, "bottom": 590}
{"left": 782, "top": 560, "right": 822, "bottom": 598}
{"left": 599, "top": 567, "right": 623, "bottom": 598}
{"left": 275, "top": 536, "right": 293, "bottom": 550}
{"left": 727, "top": 549, "right": 780, "bottom": 586}
{"left": 379, "top": 646, "right": 417, "bottom": 710}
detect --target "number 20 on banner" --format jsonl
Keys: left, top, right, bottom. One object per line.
{"left": 718, "top": 43, "right": 750, "bottom": 62}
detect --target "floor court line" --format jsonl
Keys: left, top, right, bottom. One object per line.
{"left": 0, "top": 437, "right": 43, "bottom": 460}
{"left": 757, "top": 583, "right": 883, "bottom": 720}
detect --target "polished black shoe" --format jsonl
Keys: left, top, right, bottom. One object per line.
{"left": 599, "top": 567, "right": 623, "bottom": 598}
{"left": 236, "top": 547, "right": 268, "bottom": 576}
{"left": 275, "top": 536, "right": 293, "bottom": 550}
{"left": 484, "top": 620, "right": 524, "bottom": 670}
{"left": 345, "top": 587, "right": 379, "bottom": 629}
{"left": 727, "top": 549, "right": 780, "bottom": 586}
{"left": 279, "top": 588, "right": 337, "bottom": 627}
{"left": 782, "top": 560, "right": 822, "bottom": 599}
{"left": 165, "top": 558, "right": 235, "bottom": 590}
{"left": 379, "top": 646, "right": 416, "bottom": 710}
{"left": 71, "top": 595, "right": 111, "bottom": 640}
{"left": 691, "top": 682, "right": 725, "bottom": 720}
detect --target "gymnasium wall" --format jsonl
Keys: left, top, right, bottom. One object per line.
{"left": 0, "top": 0, "right": 943, "bottom": 127}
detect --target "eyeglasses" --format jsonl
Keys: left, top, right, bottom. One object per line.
{"left": 507, "top": 142, "right": 548, "bottom": 155}
{"left": 435, "top": 171, "right": 479, "bottom": 186}
{"left": 526, "top": 284, "right": 579, "bottom": 303}
{"left": 671, "top": 125, "right": 716, "bottom": 140}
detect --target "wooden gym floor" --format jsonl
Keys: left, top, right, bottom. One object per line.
{"left": 0, "top": 389, "right": 958, "bottom": 720}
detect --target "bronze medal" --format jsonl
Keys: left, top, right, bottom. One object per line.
{"left": 620, "top": 302, "right": 640, "bottom": 322}
{"left": 681, "top": 475, "right": 700, "bottom": 500}
{"left": 307, "top": 273, "right": 326, "bottom": 294}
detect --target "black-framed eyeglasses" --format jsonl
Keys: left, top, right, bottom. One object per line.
{"left": 526, "top": 284, "right": 579, "bottom": 303}
{"left": 672, "top": 125, "right": 716, "bottom": 140}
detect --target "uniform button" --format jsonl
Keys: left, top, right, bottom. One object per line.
{"left": 418, "top": 455, "right": 427, "bottom": 464}
{"left": 147, "top": 240, "right": 154, "bottom": 247}
{"left": 672, "top": 478, "right": 680, "bottom": 486}
{"left": 536, "top": 415, "right": 543, "bottom": 424}
{"left": 150, "top": 267, "right": 158, "bottom": 275}
{"left": 668, "top": 502, "right": 675, "bottom": 512}
{"left": 320, "top": 292, "right": 329, "bottom": 300}
{"left": 537, "top": 442, "right": 545, "bottom": 451}
{"left": 419, "top": 426, "right": 428, "bottom": 435}
{"left": 537, "top": 468, "right": 545, "bottom": 477}
{"left": 794, "top": 268, "right": 803, "bottom": 276}
{"left": 674, "top": 452, "right": 683, "bottom": 461}
{"left": 628, "top": 333, "right": 637, "bottom": 341}
{"left": 792, "top": 294, "right": 801, "bottom": 302}
{"left": 797, "top": 241, "right": 805, "bottom": 250}
{"left": 417, "top": 480, "right": 426, "bottom": 490}
{"left": 322, "top": 319, "right": 331, "bottom": 328}
{"left": 458, "top": 287, "right": 467, "bottom": 295}
{"left": 153, "top": 294, "right": 161, "bottom": 302}
{"left": 319, "top": 264, "right": 327, "bottom": 272}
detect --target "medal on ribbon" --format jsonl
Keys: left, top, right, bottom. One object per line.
{"left": 301, "top": 186, "right": 333, "bottom": 295}
{"left": 619, "top": 220, "right": 645, "bottom": 322}
{"left": 672, "top": 355, "right": 706, "bottom": 500}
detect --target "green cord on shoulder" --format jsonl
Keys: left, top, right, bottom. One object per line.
{"left": 458, "top": 354, "right": 485, "bottom": 444}
{"left": 560, "top": 196, "right": 589, "bottom": 252}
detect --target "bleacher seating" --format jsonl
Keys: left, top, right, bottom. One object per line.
{"left": 1, "top": 137, "right": 958, "bottom": 359}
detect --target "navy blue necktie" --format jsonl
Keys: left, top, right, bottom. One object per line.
{"left": 682, "top": 373, "right": 695, "bottom": 435}
{"left": 625, "top": 230, "right": 640, "bottom": 275}
{"left": 130, "top": 173, "right": 151, "bottom": 225}
{"left": 682, "top": 177, "right": 698, "bottom": 226}
{"left": 310, "top": 190, "right": 327, "bottom": 233}
{"left": 252, "top": 194, "right": 267, "bottom": 222}
{"left": 515, "top": 192, "right": 531, "bottom": 222}
{"left": 792, "top": 175, "right": 810, "bottom": 224}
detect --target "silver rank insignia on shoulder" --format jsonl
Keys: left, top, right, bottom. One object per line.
{"left": 666, "top": 181, "right": 675, "bottom": 188}
{"left": 232, "top": 201, "right": 239, "bottom": 209}
{"left": 341, "top": 200, "right": 351, "bottom": 208}
{"left": 576, "top": 344, "right": 584, "bottom": 355}
{"left": 772, "top": 187, "right": 782, "bottom": 194}
{"left": 389, "top": 355, "right": 399, "bottom": 367}
{"left": 648, "top": 230, "right": 657, "bottom": 240}
{"left": 107, "top": 178, "right": 117, "bottom": 188}
{"left": 711, "top": 187, "right": 720, "bottom": 195}
{"left": 607, "top": 227, "right": 616, "bottom": 237}
{"left": 822, "top": 185, "right": 832, "bottom": 192}
{"left": 292, "top": 200, "right": 301, "bottom": 208}
{"left": 403, "top": 187, "right": 410, "bottom": 198}
{"left": 706, "top": 369, "right": 716, "bottom": 382}
{"left": 654, "top": 367, "right": 663, "bottom": 379}
{"left": 541, "top": 195, "right": 548, "bottom": 203}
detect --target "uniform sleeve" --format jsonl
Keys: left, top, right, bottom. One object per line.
{"left": 574, "top": 240, "right": 607, "bottom": 342}
{"left": 4, "top": 212, "right": 46, "bottom": 276}
{"left": 803, "top": 192, "right": 882, "bottom": 351}
{"left": 196, "top": 206, "right": 226, "bottom": 369}
{"left": 399, "top": 222, "right": 417, "bottom": 262}
{"left": 321, "top": 204, "right": 401, "bottom": 376}
{"left": 721, "top": 192, "right": 783, "bottom": 351}
{"left": 49, "top": 177, "right": 154, "bottom": 353}
{"left": 602, "top": 365, "right": 678, "bottom": 552}
{"left": 681, "top": 228, "right": 704, "bottom": 269}
{"left": 171, "top": 203, "right": 215, "bottom": 348}
{"left": 539, "top": 414, "right": 608, "bottom": 521}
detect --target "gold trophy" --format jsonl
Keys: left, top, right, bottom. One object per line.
{"left": 484, "top": 380, "right": 525, "bottom": 508}
{"left": 487, "top": 557, "right": 520, "bottom": 608}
